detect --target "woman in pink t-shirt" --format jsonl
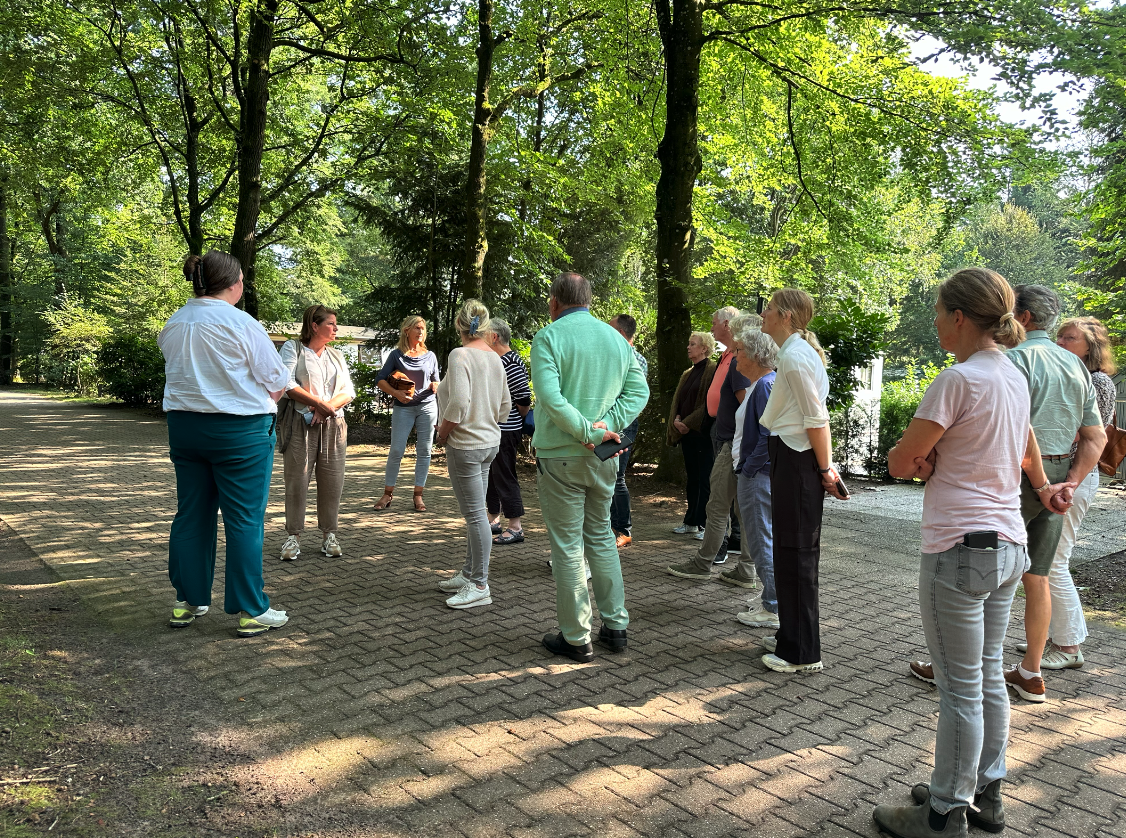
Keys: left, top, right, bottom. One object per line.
{"left": 872, "top": 268, "right": 1072, "bottom": 838}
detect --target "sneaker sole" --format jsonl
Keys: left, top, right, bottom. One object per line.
{"left": 1006, "top": 681, "right": 1047, "bottom": 703}
{"left": 447, "top": 596, "right": 493, "bottom": 610}
{"left": 169, "top": 616, "right": 196, "bottom": 628}
{"left": 719, "top": 575, "right": 757, "bottom": 589}
{"left": 280, "top": 551, "right": 300, "bottom": 561}
{"left": 910, "top": 668, "right": 936, "bottom": 685}
{"left": 1041, "top": 659, "right": 1083, "bottom": 670}
{"left": 237, "top": 621, "right": 288, "bottom": 637}
{"left": 736, "top": 615, "right": 780, "bottom": 628}
{"left": 763, "top": 656, "right": 823, "bottom": 673}
{"left": 666, "top": 566, "right": 712, "bottom": 580}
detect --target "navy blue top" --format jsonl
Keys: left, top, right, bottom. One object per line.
{"left": 376, "top": 349, "right": 440, "bottom": 406}
{"left": 714, "top": 358, "right": 753, "bottom": 442}
{"left": 737, "top": 371, "right": 775, "bottom": 478}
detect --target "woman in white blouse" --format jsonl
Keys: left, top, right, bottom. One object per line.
{"left": 159, "top": 251, "right": 291, "bottom": 637}
{"left": 758, "top": 288, "right": 848, "bottom": 673}
{"left": 277, "top": 305, "right": 356, "bottom": 561}
{"left": 435, "top": 299, "right": 511, "bottom": 610}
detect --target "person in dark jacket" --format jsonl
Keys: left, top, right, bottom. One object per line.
{"left": 666, "top": 332, "right": 717, "bottom": 536}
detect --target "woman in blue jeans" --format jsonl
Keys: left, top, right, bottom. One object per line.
{"left": 874, "top": 268, "right": 1071, "bottom": 838}
{"left": 374, "top": 315, "right": 440, "bottom": 511}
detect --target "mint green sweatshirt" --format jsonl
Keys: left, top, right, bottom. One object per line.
{"left": 530, "top": 309, "right": 650, "bottom": 458}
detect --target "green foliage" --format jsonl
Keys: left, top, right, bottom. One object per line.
{"left": 344, "top": 355, "right": 389, "bottom": 424}
{"left": 873, "top": 360, "right": 951, "bottom": 476}
{"left": 42, "top": 301, "right": 111, "bottom": 394}
{"left": 810, "top": 299, "right": 890, "bottom": 411}
{"left": 96, "top": 333, "right": 165, "bottom": 406}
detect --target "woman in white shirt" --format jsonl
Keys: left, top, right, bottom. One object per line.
{"left": 277, "top": 305, "right": 356, "bottom": 562}
{"left": 435, "top": 299, "right": 511, "bottom": 611}
{"left": 159, "top": 251, "right": 291, "bottom": 637}
{"left": 758, "top": 288, "right": 847, "bottom": 674}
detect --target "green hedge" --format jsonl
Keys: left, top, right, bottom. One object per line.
{"left": 872, "top": 360, "right": 950, "bottom": 475}
{"left": 97, "top": 333, "right": 166, "bottom": 406}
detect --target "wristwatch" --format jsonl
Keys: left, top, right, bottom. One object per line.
{"left": 817, "top": 465, "right": 834, "bottom": 474}
{"left": 1034, "top": 481, "right": 1052, "bottom": 494}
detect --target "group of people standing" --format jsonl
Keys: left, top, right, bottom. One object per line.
{"left": 157, "top": 249, "right": 1116, "bottom": 838}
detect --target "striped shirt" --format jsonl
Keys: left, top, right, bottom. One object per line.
{"left": 499, "top": 350, "right": 532, "bottom": 432}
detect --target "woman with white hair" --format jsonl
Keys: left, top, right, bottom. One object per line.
{"left": 666, "top": 331, "right": 718, "bottom": 535}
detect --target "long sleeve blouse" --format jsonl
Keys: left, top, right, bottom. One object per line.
{"left": 759, "top": 333, "right": 829, "bottom": 452}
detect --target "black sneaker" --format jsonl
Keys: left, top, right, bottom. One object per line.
{"left": 713, "top": 552, "right": 728, "bottom": 565}
{"left": 597, "top": 625, "right": 627, "bottom": 653}
{"left": 543, "top": 632, "right": 594, "bottom": 663}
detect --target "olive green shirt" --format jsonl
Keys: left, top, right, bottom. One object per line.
{"left": 1006, "top": 330, "right": 1101, "bottom": 456}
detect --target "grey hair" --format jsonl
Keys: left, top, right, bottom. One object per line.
{"left": 690, "top": 330, "right": 717, "bottom": 356}
{"left": 1014, "top": 284, "right": 1062, "bottom": 332}
{"left": 550, "top": 272, "right": 592, "bottom": 308}
{"left": 712, "top": 305, "right": 741, "bottom": 324}
{"left": 728, "top": 313, "right": 762, "bottom": 335}
{"left": 734, "top": 327, "right": 778, "bottom": 369}
{"left": 486, "top": 317, "right": 512, "bottom": 346}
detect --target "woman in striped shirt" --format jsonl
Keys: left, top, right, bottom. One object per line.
{"left": 484, "top": 319, "right": 533, "bottom": 544}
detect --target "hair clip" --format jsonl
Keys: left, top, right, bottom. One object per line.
{"left": 470, "top": 315, "right": 480, "bottom": 334}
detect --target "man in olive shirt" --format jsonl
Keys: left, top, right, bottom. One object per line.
{"left": 1005, "top": 286, "right": 1106, "bottom": 703}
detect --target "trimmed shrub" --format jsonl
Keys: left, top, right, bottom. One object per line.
{"left": 871, "top": 360, "right": 951, "bottom": 476}
{"left": 97, "top": 333, "right": 166, "bottom": 406}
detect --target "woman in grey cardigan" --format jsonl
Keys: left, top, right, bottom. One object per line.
{"left": 436, "top": 299, "right": 512, "bottom": 610}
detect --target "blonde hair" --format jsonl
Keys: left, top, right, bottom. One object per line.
{"left": 1058, "top": 316, "right": 1117, "bottom": 375}
{"left": 397, "top": 315, "right": 428, "bottom": 353}
{"left": 455, "top": 298, "right": 491, "bottom": 339}
{"left": 937, "top": 268, "right": 1025, "bottom": 349}
{"left": 690, "top": 330, "right": 717, "bottom": 356}
{"left": 770, "top": 288, "right": 827, "bottom": 366}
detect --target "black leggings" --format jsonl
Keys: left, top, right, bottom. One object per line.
{"left": 681, "top": 430, "right": 713, "bottom": 528}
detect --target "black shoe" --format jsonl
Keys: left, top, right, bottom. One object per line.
{"left": 597, "top": 625, "right": 627, "bottom": 653}
{"left": 911, "top": 782, "right": 1004, "bottom": 833}
{"left": 542, "top": 631, "right": 594, "bottom": 663}
{"left": 712, "top": 553, "right": 728, "bottom": 566}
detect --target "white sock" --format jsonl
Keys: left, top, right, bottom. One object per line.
{"left": 1018, "top": 663, "right": 1041, "bottom": 679}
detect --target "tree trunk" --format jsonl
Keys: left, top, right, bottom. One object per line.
{"left": 653, "top": 0, "right": 702, "bottom": 479}
{"left": 462, "top": 0, "right": 496, "bottom": 301}
{"left": 229, "top": 0, "right": 279, "bottom": 318}
{"left": 184, "top": 90, "right": 205, "bottom": 255}
{"left": 0, "top": 174, "right": 13, "bottom": 384}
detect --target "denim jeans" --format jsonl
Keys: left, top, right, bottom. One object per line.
{"left": 921, "top": 540, "right": 1029, "bottom": 814}
{"left": 446, "top": 445, "right": 498, "bottom": 585}
{"left": 385, "top": 400, "right": 437, "bottom": 488}
{"left": 610, "top": 418, "right": 639, "bottom": 535}
{"left": 737, "top": 469, "right": 775, "bottom": 612}
{"left": 1048, "top": 467, "right": 1097, "bottom": 645}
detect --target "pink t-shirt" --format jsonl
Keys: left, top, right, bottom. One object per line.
{"left": 914, "top": 349, "right": 1029, "bottom": 554}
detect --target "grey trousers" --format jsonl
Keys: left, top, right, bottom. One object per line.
{"left": 691, "top": 440, "right": 754, "bottom": 576}
{"left": 283, "top": 416, "right": 347, "bottom": 536}
{"left": 446, "top": 445, "right": 499, "bottom": 585}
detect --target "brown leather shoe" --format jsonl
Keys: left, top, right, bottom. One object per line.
{"left": 909, "top": 660, "right": 936, "bottom": 685}
{"left": 616, "top": 533, "right": 632, "bottom": 548}
{"left": 1004, "top": 665, "right": 1046, "bottom": 703}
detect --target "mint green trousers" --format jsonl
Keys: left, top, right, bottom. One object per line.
{"left": 537, "top": 455, "right": 628, "bottom": 644}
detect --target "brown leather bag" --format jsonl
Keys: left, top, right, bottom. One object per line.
{"left": 1098, "top": 423, "right": 1126, "bottom": 476}
{"left": 388, "top": 370, "right": 416, "bottom": 397}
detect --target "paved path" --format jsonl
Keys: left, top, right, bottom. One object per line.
{"left": 2, "top": 390, "right": 1125, "bottom": 837}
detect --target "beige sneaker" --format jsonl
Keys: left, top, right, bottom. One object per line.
{"left": 280, "top": 535, "right": 300, "bottom": 561}
{"left": 321, "top": 533, "right": 342, "bottom": 557}
{"left": 1041, "top": 643, "right": 1083, "bottom": 670}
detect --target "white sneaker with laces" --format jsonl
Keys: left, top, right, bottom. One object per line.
{"left": 439, "top": 571, "right": 469, "bottom": 592}
{"left": 693, "top": 529, "right": 705, "bottom": 540}
{"left": 280, "top": 535, "right": 301, "bottom": 561}
{"left": 762, "top": 653, "right": 823, "bottom": 673}
{"left": 238, "top": 607, "right": 289, "bottom": 636}
{"left": 321, "top": 532, "right": 342, "bottom": 557}
{"left": 446, "top": 582, "right": 492, "bottom": 609}
{"left": 736, "top": 607, "right": 780, "bottom": 628}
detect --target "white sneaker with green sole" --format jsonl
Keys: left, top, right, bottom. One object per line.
{"left": 238, "top": 607, "right": 289, "bottom": 637}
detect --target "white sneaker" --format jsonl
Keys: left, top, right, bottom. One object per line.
{"left": 762, "top": 653, "right": 823, "bottom": 673}
{"left": 280, "top": 535, "right": 301, "bottom": 561}
{"left": 439, "top": 571, "right": 469, "bottom": 592}
{"left": 238, "top": 607, "right": 289, "bottom": 636}
{"left": 446, "top": 582, "right": 492, "bottom": 610}
{"left": 170, "top": 601, "right": 208, "bottom": 627}
{"left": 321, "top": 533, "right": 342, "bottom": 557}
{"left": 760, "top": 635, "right": 777, "bottom": 652}
{"left": 693, "top": 529, "right": 705, "bottom": 540}
{"left": 737, "top": 608, "right": 780, "bottom": 629}
{"left": 672, "top": 524, "right": 699, "bottom": 534}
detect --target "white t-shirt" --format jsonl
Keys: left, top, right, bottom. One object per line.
{"left": 730, "top": 382, "right": 754, "bottom": 468}
{"left": 159, "top": 298, "right": 289, "bottom": 415}
{"left": 914, "top": 349, "right": 1029, "bottom": 554}
{"left": 760, "top": 333, "right": 829, "bottom": 451}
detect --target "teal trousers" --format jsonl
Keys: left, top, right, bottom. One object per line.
{"left": 537, "top": 455, "right": 628, "bottom": 644}
{"left": 167, "top": 411, "right": 276, "bottom": 616}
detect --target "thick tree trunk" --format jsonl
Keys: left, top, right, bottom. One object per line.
{"left": 653, "top": 0, "right": 702, "bottom": 479}
{"left": 0, "top": 175, "right": 13, "bottom": 384}
{"left": 462, "top": 0, "right": 496, "bottom": 301}
{"left": 229, "top": 0, "right": 279, "bottom": 318}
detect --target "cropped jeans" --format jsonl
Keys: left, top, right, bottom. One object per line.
{"left": 385, "top": 400, "right": 437, "bottom": 488}
{"left": 920, "top": 540, "right": 1029, "bottom": 814}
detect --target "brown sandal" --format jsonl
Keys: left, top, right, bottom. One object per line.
{"left": 413, "top": 489, "right": 426, "bottom": 512}
{"left": 374, "top": 487, "right": 394, "bottom": 511}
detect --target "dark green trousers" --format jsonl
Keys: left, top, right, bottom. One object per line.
{"left": 167, "top": 411, "right": 276, "bottom": 615}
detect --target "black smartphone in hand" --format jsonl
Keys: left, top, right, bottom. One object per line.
{"left": 594, "top": 433, "right": 634, "bottom": 462}
{"left": 833, "top": 476, "right": 850, "bottom": 499}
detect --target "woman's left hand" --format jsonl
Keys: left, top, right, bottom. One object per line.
{"left": 820, "top": 465, "right": 849, "bottom": 500}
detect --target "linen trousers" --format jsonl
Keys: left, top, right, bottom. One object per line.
{"left": 920, "top": 540, "right": 1028, "bottom": 814}
{"left": 538, "top": 455, "right": 628, "bottom": 645}
{"left": 737, "top": 469, "right": 776, "bottom": 612}
{"left": 680, "top": 430, "right": 713, "bottom": 528}
{"left": 447, "top": 445, "right": 499, "bottom": 585}
{"left": 283, "top": 415, "right": 347, "bottom": 536}
{"left": 486, "top": 429, "right": 525, "bottom": 519}
{"left": 166, "top": 411, "right": 275, "bottom": 616}
{"left": 691, "top": 441, "right": 754, "bottom": 576}
{"left": 1047, "top": 467, "right": 1097, "bottom": 645}
{"left": 768, "top": 436, "right": 824, "bottom": 665}
{"left": 610, "top": 418, "right": 640, "bottom": 536}
{"left": 385, "top": 400, "right": 437, "bottom": 488}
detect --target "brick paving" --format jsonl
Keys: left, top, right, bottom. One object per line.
{"left": 1, "top": 389, "right": 1125, "bottom": 837}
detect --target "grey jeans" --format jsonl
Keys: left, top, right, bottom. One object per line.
{"left": 921, "top": 540, "right": 1029, "bottom": 813}
{"left": 446, "top": 445, "right": 499, "bottom": 585}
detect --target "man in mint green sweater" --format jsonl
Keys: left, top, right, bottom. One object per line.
{"left": 531, "top": 273, "right": 650, "bottom": 662}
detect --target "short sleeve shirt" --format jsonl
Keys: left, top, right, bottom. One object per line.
{"left": 914, "top": 349, "right": 1029, "bottom": 553}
